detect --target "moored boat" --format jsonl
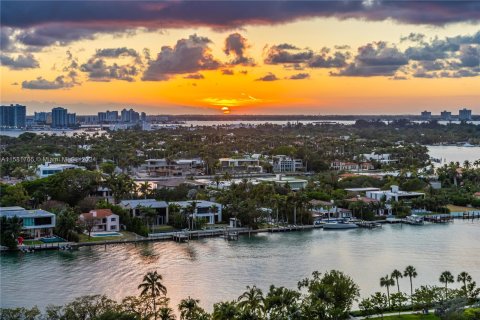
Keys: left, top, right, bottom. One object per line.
{"left": 323, "top": 219, "right": 359, "bottom": 229}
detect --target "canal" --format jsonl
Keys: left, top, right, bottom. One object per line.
{"left": 1, "top": 220, "right": 479, "bottom": 311}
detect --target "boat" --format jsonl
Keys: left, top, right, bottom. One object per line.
{"left": 323, "top": 219, "right": 359, "bottom": 229}
{"left": 405, "top": 215, "right": 424, "bottom": 225}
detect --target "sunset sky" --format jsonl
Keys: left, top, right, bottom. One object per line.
{"left": 1, "top": 1, "right": 479, "bottom": 115}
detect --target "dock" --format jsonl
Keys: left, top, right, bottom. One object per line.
{"left": 356, "top": 221, "right": 382, "bottom": 229}
{"left": 423, "top": 214, "right": 454, "bottom": 223}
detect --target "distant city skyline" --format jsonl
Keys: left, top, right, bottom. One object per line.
{"left": 1, "top": 1, "right": 479, "bottom": 115}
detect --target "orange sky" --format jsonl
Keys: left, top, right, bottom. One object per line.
{"left": 1, "top": 4, "right": 479, "bottom": 115}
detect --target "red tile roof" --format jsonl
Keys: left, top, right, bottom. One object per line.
{"left": 80, "top": 209, "right": 114, "bottom": 219}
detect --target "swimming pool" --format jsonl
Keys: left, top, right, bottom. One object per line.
{"left": 90, "top": 232, "right": 122, "bottom": 237}
{"left": 40, "top": 236, "right": 66, "bottom": 243}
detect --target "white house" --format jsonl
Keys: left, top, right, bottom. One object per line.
{"left": 0, "top": 206, "right": 56, "bottom": 239}
{"left": 219, "top": 157, "right": 262, "bottom": 173}
{"left": 36, "top": 162, "right": 85, "bottom": 178}
{"left": 257, "top": 174, "right": 307, "bottom": 191}
{"left": 79, "top": 209, "right": 120, "bottom": 232}
{"left": 271, "top": 155, "right": 304, "bottom": 173}
{"left": 366, "top": 185, "right": 425, "bottom": 202}
{"left": 361, "top": 153, "right": 397, "bottom": 164}
{"left": 170, "top": 200, "right": 222, "bottom": 224}
{"left": 119, "top": 199, "right": 169, "bottom": 225}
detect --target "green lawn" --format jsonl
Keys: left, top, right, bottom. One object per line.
{"left": 78, "top": 231, "right": 141, "bottom": 243}
{"left": 370, "top": 314, "right": 439, "bottom": 320}
{"left": 149, "top": 225, "right": 176, "bottom": 233}
{"left": 447, "top": 204, "right": 473, "bottom": 213}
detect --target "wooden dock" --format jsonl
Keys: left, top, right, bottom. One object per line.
{"left": 423, "top": 214, "right": 454, "bottom": 223}
{"left": 356, "top": 222, "right": 382, "bottom": 229}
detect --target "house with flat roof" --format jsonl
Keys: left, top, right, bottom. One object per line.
{"left": 366, "top": 185, "right": 425, "bottom": 202}
{"left": 36, "top": 162, "right": 85, "bottom": 178}
{"left": 79, "top": 209, "right": 119, "bottom": 232}
{"left": 219, "top": 157, "right": 262, "bottom": 173}
{"left": 0, "top": 206, "right": 56, "bottom": 239}
{"left": 119, "top": 199, "right": 169, "bottom": 225}
{"left": 257, "top": 174, "right": 307, "bottom": 191}
{"left": 271, "top": 155, "right": 304, "bottom": 173}
{"left": 169, "top": 200, "right": 222, "bottom": 224}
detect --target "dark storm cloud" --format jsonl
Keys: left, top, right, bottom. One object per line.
{"left": 256, "top": 73, "right": 279, "bottom": 81}
{"left": 142, "top": 34, "right": 222, "bottom": 81}
{"left": 224, "top": 33, "right": 255, "bottom": 66}
{"left": 332, "top": 42, "right": 408, "bottom": 77}
{"left": 288, "top": 73, "right": 310, "bottom": 80}
{"left": 2, "top": 1, "right": 479, "bottom": 30}
{"left": 0, "top": 53, "right": 39, "bottom": 70}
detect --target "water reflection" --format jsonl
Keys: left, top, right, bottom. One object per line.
{"left": 1, "top": 221, "right": 479, "bottom": 312}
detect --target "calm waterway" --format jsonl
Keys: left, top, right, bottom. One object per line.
{"left": 1, "top": 221, "right": 479, "bottom": 311}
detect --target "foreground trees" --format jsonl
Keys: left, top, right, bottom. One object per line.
{"left": 1, "top": 267, "right": 479, "bottom": 320}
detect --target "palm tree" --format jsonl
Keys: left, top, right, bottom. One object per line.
{"left": 380, "top": 275, "right": 395, "bottom": 308}
{"left": 457, "top": 271, "right": 472, "bottom": 299}
{"left": 391, "top": 269, "right": 403, "bottom": 293}
{"left": 178, "top": 296, "right": 201, "bottom": 320}
{"left": 138, "top": 181, "right": 152, "bottom": 199}
{"left": 404, "top": 265, "right": 418, "bottom": 305}
{"left": 158, "top": 307, "right": 176, "bottom": 320}
{"left": 138, "top": 271, "right": 167, "bottom": 320}
{"left": 238, "top": 285, "right": 264, "bottom": 317}
{"left": 439, "top": 271, "right": 454, "bottom": 300}
{"left": 212, "top": 301, "right": 238, "bottom": 320}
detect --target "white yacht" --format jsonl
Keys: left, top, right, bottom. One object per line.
{"left": 323, "top": 219, "right": 359, "bottom": 229}
{"left": 405, "top": 215, "right": 424, "bottom": 225}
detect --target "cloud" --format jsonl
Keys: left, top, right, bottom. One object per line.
{"left": 0, "top": 53, "right": 39, "bottom": 69}
{"left": 224, "top": 33, "right": 255, "bottom": 66}
{"left": 2, "top": 1, "right": 479, "bottom": 31}
{"left": 80, "top": 58, "right": 139, "bottom": 82}
{"left": 264, "top": 45, "right": 313, "bottom": 64}
{"left": 0, "top": 27, "right": 16, "bottom": 52}
{"left": 332, "top": 41, "right": 408, "bottom": 77}
{"left": 288, "top": 73, "right": 310, "bottom": 80}
{"left": 183, "top": 73, "right": 204, "bottom": 79}
{"left": 458, "top": 45, "right": 480, "bottom": 67}
{"left": 275, "top": 43, "right": 300, "bottom": 50}
{"left": 142, "top": 34, "right": 221, "bottom": 81}
{"left": 94, "top": 47, "right": 139, "bottom": 58}
{"left": 256, "top": 72, "right": 279, "bottom": 81}
{"left": 308, "top": 51, "right": 349, "bottom": 68}
{"left": 22, "top": 75, "right": 76, "bottom": 90}
{"left": 221, "top": 69, "right": 234, "bottom": 75}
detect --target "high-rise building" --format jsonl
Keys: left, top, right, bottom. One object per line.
{"left": 0, "top": 104, "right": 26, "bottom": 128}
{"left": 51, "top": 107, "right": 68, "bottom": 128}
{"left": 141, "top": 112, "right": 146, "bottom": 122}
{"left": 34, "top": 112, "right": 50, "bottom": 124}
{"left": 458, "top": 108, "right": 472, "bottom": 121}
{"left": 121, "top": 108, "right": 140, "bottom": 122}
{"left": 67, "top": 113, "right": 76, "bottom": 126}
{"left": 98, "top": 112, "right": 107, "bottom": 123}
{"left": 421, "top": 110, "right": 431, "bottom": 119}
{"left": 106, "top": 110, "right": 118, "bottom": 122}
{"left": 440, "top": 110, "right": 451, "bottom": 120}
